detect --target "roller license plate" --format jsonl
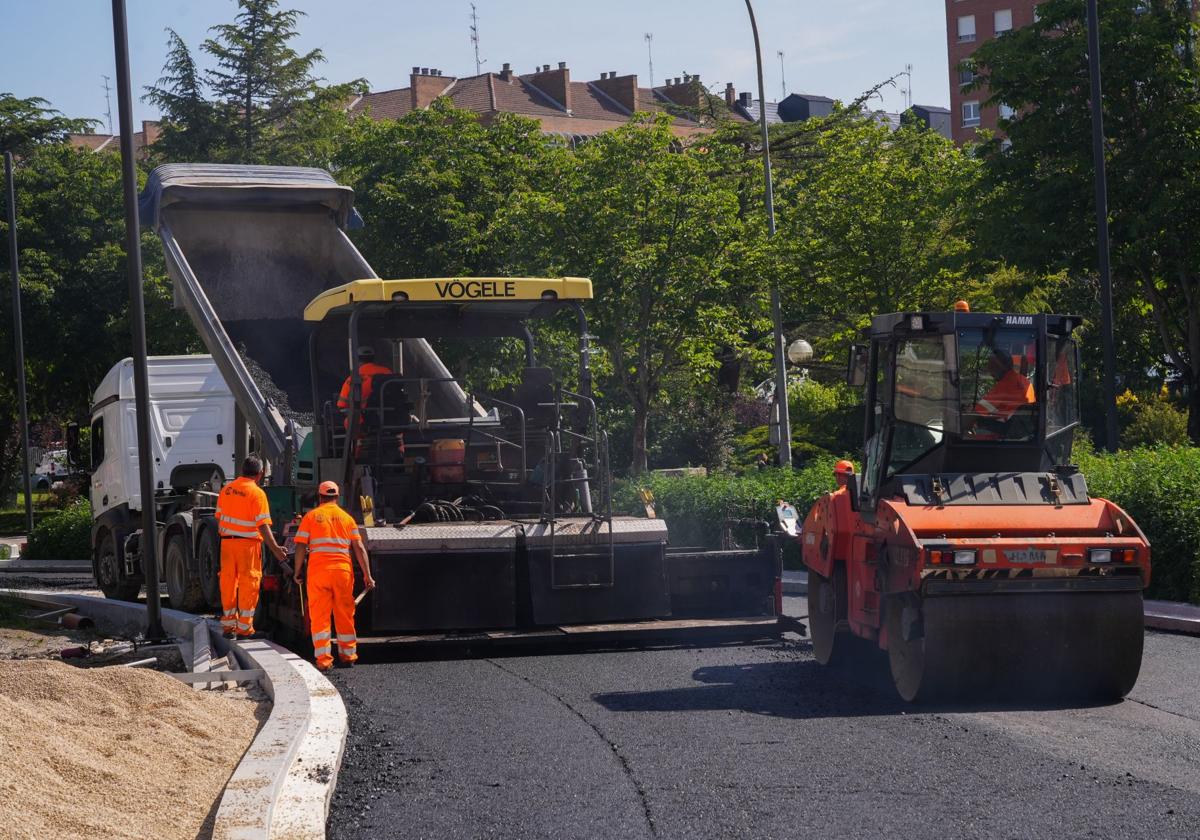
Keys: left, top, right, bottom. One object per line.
{"left": 1005, "top": 549, "right": 1047, "bottom": 564}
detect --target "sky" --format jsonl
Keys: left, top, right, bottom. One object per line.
{"left": 0, "top": 0, "right": 951, "bottom": 131}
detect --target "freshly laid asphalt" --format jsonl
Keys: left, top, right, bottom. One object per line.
{"left": 327, "top": 598, "right": 1200, "bottom": 839}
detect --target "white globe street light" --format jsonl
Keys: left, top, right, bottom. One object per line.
{"left": 787, "top": 339, "right": 813, "bottom": 365}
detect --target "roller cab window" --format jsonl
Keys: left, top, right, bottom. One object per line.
{"left": 887, "top": 336, "right": 955, "bottom": 478}
{"left": 958, "top": 327, "right": 1038, "bottom": 442}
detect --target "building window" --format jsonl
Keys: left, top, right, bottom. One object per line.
{"left": 995, "top": 9, "right": 1013, "bottom": 34}
{"left": 999, "top": 103, "right": 1015, "bottom": 120}
{"left": 962, "top": 101, "right": 981, "bottom": 127}
{"left": 958, "top": 15, "right": 977, "bottom": 42}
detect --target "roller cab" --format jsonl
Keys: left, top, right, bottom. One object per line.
{"left": 800, "top": 305, "right": 1150, "bottom": 702}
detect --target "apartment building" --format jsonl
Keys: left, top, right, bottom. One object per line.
{"left": 945, "top": 0, "right": 1039, "bottom": 143}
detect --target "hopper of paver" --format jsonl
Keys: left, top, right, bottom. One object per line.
{"left": 138, "top": 164, "right": 471, "bottom": 478}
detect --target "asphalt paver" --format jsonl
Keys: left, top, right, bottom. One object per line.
{"left": 327, "top": 597, "right": 1200, "bottom": 839}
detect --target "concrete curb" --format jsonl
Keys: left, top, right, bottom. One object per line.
{"left": 1144, "top": 600, "right": 1200, "bottom": 636}
{"left": 782, "top": 570, "right": 808, "bottom": 596}
{"left": 0, "top": 590, "right": 347, "bottom": 840}
{"left": 0, "top": 559, "right": 92, "bottom": 574}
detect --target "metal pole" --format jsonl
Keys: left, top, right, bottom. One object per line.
{"left": 1086, "top": 0, "right": 1119, "bottom": 453}
{"left": 111, "top": 0, "right": 166, "bottom": 640}
{"left": 745, "top": 0, "right": 792, "bottom": 468}
{"left": 4, "top": 153, "right": 33, "bottom": 534}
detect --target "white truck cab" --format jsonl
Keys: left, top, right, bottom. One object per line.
{"left": 90, "top": 355, "right": 236, "bottom": 516}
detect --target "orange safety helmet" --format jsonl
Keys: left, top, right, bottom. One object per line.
{"left": 318, "top": 480, "right": 340, "bottom": 497}
{"left": 834, "top": 460, "right": 855, "bottom": 487}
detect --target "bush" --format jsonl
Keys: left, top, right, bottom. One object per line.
{"left": 616, "top": 458, "right": 840, "bottom": 550}
{"left": 1078, "top": 445, "right": 1200, "bottom": 605}
{"left": 1123, "top": 399, "right": 1189, "bottom": 448}
{"left": 23, "top": 500, "right": 92, "bottom": 561}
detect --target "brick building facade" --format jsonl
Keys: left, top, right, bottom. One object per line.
{"left": 944, "top": 0, "right": 1039, "bottom": 144}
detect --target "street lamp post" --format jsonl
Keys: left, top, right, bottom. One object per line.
{"left": 1086, "top": 0, "right": 1119, "bottom": 453}
{"left": 4, "top": 152, "right": 33, "bottom": 535}
{"left": 744, "top": 0, "right": 793, "bottom": 468}
{"left": 111, "top": 0, "right": 166, "bottom": 641}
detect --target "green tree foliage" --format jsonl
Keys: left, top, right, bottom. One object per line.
{"left": 0, "top": 145, "right": 198, "bottom": 499}
{"left": 145, "top": 0, "right": 364, "bottom": 166}
{"left": 969, "top": 0, "right": 1200, "bottom": 442}
{"left": 548, "top": 117, "right": 760, "bottom": 473}
{"left": 771, "top": 114, "right": 979, "bottom": 344}
{"left": 143, "top": 29, "right": 222, "bottom": 162}
{"left": 336, "top": 102, "right": 556, "bottom": 277}
{"left": 0, "top": 93, "right": 94, "bottom": 157}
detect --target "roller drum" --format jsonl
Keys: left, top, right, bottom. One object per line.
{"left": 887, "top": 591, "right": 1144, "bottom": 703}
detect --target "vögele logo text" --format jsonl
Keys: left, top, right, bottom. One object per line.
{"left": 434, "top": 279, "right": 517, "bottom": 299}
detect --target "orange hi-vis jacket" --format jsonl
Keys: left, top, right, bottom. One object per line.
{"left": 974, "top": 369, "right": 1035, "bottom": 421}
{"left": 337, "top": 362, "right": 393, "bottom": 412}
{"left": 294, "top": 502, "right": 362, "bottom": 570}
{"left": 215, "top": 476, "right": 272, "bottom": 542}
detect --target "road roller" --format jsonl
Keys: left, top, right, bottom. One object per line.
{"left": 799, "top": 304, "right": 1150, "bottom": 702}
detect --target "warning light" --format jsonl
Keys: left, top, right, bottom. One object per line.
{"left": 954, "top": 300, "right": 971, "bottom": 312}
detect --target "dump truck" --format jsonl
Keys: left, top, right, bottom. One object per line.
{"left": 799, "top": 304, "right": 1150, "bottom": 702}
{"left": 95, "top": 163, "right": 784, "bottom": 645}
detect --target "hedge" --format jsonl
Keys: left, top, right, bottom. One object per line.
{"left": 616, "top": 458, "right": 839, "bottom": 552}
{"left": 1076, "top": 446, "right": 1200, "bottom": 605}
{"left": 23, "top": 500, "right": 92, "bottom": 561}
{"left": 619, "top": 447, "right": 1200, "bottom": 605}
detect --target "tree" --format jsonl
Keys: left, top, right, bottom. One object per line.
{"left": 0, "top": 145, "right": 198, "bottom": 500}
{"left": 969, "top": 0, "right": 1200, "bottom": 442}
{"left": 143, "top": 29, "right": 222, "bottom": 162}
{"left": 547, "top": 117, "right": 757, "bottom": 473}
{"left": 770, "top": 113, "right": 979, "bottom": 346}
{"left": 0, "top": 93, "right": 94, "bottom": 156}
{"left": 336, "top": 101, "right": 558, "bottom": 278}
{"left": 202, "top": 0, "right": 363, "bottom": 164}
{"left": 144, "top": 0, "right": 364, "bottom": 166}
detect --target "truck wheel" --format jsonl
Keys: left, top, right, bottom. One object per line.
{"left": 196, "top": 526, "right": 222, "bottom": 610}
{"left": 165, "top": 532, "right": 206, "bottom": 613}
{"left": 96, "top": 531, "right": 140, "bottom": 602}
{"left": 808, "top": 568, "right": 846, "bottom": 666}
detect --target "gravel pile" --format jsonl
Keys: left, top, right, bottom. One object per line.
{"left": 240, "top": 351, "right": 315, "bottom": 427}
{"left": 0, "top": 660, "right": 263, "bottom": 839}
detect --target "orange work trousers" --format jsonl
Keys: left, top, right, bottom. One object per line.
{"left": 307, "top": 561, "right": 357, "bottom": 669}
{"left": 219, "top": 538, "right": 262, "bottom": 636}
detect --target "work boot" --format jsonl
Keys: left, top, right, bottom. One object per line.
{"left": 222, "top": 630, "right": 237, "bottom": 640}
{"left": 335, "top": 659, "right": 355, "bottom": 670}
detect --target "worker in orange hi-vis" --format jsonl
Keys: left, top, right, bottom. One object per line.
{"left": 292, "top": 481, "right": 376, "bottom": 672}
{"left": 215, "top": 456, "right": 287, "bottom": 639}
{"left": 337, "top": 345, "right": 392, "bottom": 426}
{"left": 974, "top": 349, "right": 1035, "bottom": 421}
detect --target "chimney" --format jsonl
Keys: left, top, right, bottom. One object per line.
{"left": 724, "top": 82, "right": 736, "bottom": 107}
{"left": 500, "top": 62, "right": 513, "bottom": 81}
{"left": 738, "top": 91, "right": 753, "bottom": 108}
{"left": 528, "top": 62, "right": 572, "bottom": 111}
{"left": 141, "top": 120, "right": 162, "bottom": 147}
{"left": 411, "top": 67, "right": 454, "bottom": 109}
{"left": 591, "top": 71, "right": 638, "bottom": 113}
{"left": 661, "top": 76, "right": 703, "bottom": 109}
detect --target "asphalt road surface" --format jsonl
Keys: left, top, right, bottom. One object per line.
{"left": 327, "top": 597, "right": 1200, "bottom": 839}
